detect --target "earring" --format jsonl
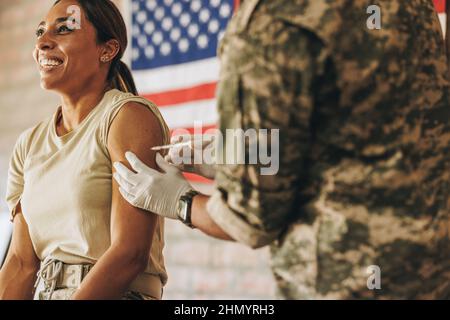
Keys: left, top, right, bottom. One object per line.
{"left": 101, "top": 56, "right": 108, "bottom": 62}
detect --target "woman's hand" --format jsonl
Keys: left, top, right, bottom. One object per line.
{"left": 0, "top": 205, "right": 40, "bottom": 300}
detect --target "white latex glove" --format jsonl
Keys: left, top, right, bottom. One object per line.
{"left": 166, "top": 134, "right": 217, "bottom": 179}
{"left": 113, "top": 152, "right": 193, "bottom": 220}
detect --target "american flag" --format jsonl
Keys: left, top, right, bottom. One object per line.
{"left": 130, "top": 0, "right": 238, "bottom": 135}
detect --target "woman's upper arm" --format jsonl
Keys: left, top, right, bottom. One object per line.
{"left": 107, "top": 102, "right": 163, "bottom": 254}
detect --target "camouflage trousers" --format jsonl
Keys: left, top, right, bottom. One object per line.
{"left": 33, "top": 259, "right": 158, "bottom": 300}
{"left": 270, "top": 214, "right": 450, "bottom": 300}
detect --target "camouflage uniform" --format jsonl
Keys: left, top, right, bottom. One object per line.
{"left": 206, "top": 0, "right": 450, "bottom": 299}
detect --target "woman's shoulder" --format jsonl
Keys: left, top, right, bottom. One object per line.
{"left": 100, "top": 89, "right": 170, "bottom": 144}
{"left": 100, "top": 89, "right": 156, "bottom": 120}
{"left": 11, "top": 114, "right": 54, "bottom": 161}
{"left": 104, "top": 89, "right": 158, "bottom": 111}
{"left": 15, "top": 115, "right": 54, "bottom": 147}
{"left": 105, "top": 88, "right": 135, "bottom": 106}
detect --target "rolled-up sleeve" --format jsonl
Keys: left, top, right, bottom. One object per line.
{"left": 207, "top": 190, "right": 280, "bottom": 248}
{"left": 207, "top": 15, "right": 330, "bottom": 248}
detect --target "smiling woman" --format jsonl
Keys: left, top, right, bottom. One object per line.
{"left": 0, "top": 0, "right": 170, "bottom": 300}
{"left": 34, "top": 0, "right": 137, "bottom": 96}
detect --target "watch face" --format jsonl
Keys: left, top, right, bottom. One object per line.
{"left": 179, "top": 200, "right": 189, "bottom": 221}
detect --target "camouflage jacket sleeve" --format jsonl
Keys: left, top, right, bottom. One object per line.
{"left": 206, "top": 0, "right": 334, "bottom": 248}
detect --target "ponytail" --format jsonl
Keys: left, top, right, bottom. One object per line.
{"left": 110, "top": 60, "right": 138, "bottom": 95}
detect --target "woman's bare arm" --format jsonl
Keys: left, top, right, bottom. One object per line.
{"left": 0, "top": 204, "right": 40, "bottom": 300}
{"left": 71, "top": 102, "right": 162, "bottom": 300}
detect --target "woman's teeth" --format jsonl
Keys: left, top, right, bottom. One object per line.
{"left": 39, "top": 58, "right": 63, "bottom": 67}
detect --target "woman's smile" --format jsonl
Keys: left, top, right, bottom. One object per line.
{"left": 38, "top": 56, "right": 64, "bottom": 73}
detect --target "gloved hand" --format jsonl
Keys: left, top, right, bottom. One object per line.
{"left": 165, "top": 134, "right": 217, "bottom": 180}
{"left": 113, "top": 152, "right": 193, "bottom": 219}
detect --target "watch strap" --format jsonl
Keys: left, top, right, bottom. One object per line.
{"left": 178, "top": 190, "right": 199, "bottom": 228}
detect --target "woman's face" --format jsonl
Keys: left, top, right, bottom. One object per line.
{"left": 33, "top": 0, "right": 105, "bottom": 93}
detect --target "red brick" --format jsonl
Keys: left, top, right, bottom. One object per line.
{"left": 165, "top": 240, "right": 211, "bottom": 266}
{"left": 210, "top": 242, "right": 270, "bottom": 268}
{"left": 192, "top": 269, "right": 236, "bottom": 294}
{"left": 163, "top": 266, "right": 192, "bottom": 293}
{"left": 234, "top": 270, "right": 277, "bottom": 297}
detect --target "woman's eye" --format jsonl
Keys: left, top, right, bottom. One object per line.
{"left": 57, "top": 25, "right": 71, "bottom": 33}
{"left": 36, "top": 28, "right": 44, "bottom": 37}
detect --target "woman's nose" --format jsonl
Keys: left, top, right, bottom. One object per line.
{"left": 36, "top": 31, "right": 55, "bottom": 51}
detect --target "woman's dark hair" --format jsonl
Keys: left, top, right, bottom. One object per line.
{"left": 54, "top": 0, "right": 138, "bottom": 95}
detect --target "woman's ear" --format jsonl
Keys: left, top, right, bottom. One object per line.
{"left": 100, "top": 39, "right": 120, "bottom": 63}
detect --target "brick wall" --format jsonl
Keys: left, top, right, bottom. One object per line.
{"left": 0, "top": 0, "right": 61, "bottom": 214}
{"left": 0, "top": 0, "right": 277, "bottom": 300}
{"left": 163, "top": 219, "right": 277, "bottom": 300}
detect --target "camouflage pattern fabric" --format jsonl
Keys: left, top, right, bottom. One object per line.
{"left": 210, "top": 0, "right": 450, "bottom": 299}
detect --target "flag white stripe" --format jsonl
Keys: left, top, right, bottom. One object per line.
{"left": 160, "top": 99, "right": 218, "bottom": 129}
{"left": 439, "top": 13, "right": 446, "bottom": 38}
{"left": 134, "top": 58, "right": 220, "bottom": 94}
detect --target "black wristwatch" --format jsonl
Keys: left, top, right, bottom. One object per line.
{"left": 177, "top": 190, "right": 199, "bottom": 228}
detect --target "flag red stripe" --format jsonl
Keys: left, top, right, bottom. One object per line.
{"left": 434, "top": 0, "right": 446, "bottom": 12}
{"left": 142, "top": 82, "right": 217, "bottom": 107}
{"left": 170, "top": 124, "right": 218, "bottom": 135}
{"left": 184, "top": 172, "right": 214, "bottom": 184}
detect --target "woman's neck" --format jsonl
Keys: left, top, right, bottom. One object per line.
{"left": 57, "top": 85, "right": 109, "bottom": 135}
